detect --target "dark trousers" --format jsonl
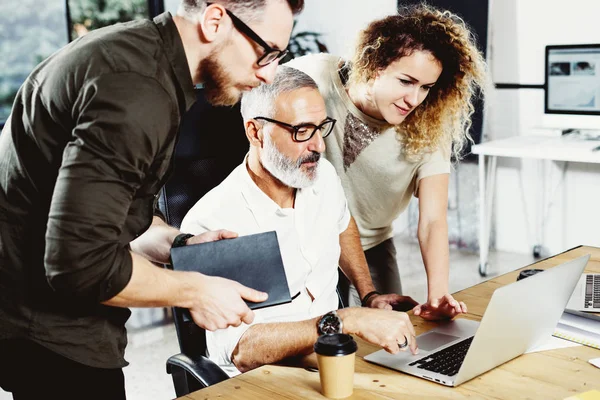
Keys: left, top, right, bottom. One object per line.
{"left": 338, "top": 238, "right": 403, "bottom": 307}
{"left": 0, "top": 338, "right": 126, "bottom": 400}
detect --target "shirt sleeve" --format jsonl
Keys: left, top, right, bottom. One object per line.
{"left": 180, "top": 202, "right": 212, "bottom": 235}
{"left": 324, "top": 161, "right": 350, "bottom": 234}
{"left": 44, "top": 72, "right": 175, "bottom": 303}
{"left": 414, "top": 146, "right": 451, "bottom": 197}
{"left": 207, "top": 314, "right": 263, "bottom": 376}
{"left": 337, "top": 191, "right": 351, "bottom": 234}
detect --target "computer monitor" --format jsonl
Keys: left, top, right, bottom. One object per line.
{"left": 544, "top": 44, "right": 600, "bottom": 131}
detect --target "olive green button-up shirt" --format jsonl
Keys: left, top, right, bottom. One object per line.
{"left": 0, "top": 12, "right": 195, "bottom": 368}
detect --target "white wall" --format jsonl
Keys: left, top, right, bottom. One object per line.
{"left": 292, "top": 0, "right": 397, "bottom": 59}
{"left": 164, "top": 0, "right": 397, "bottom": 60}
{"left": 489, "top": 0, "right": 600, "bottom": 255}
{"left": 164, "top": 0, "right": 179, "bottom": 15}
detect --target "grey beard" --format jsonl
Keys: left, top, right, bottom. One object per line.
{"left": 261, "top": 133, "right": 319, "bottom": 189}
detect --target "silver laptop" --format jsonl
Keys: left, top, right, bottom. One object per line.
{"left": 364, "top": 254, "right": 590, "bottom": 387}
{"left": 566, "top": 273, "right": 600, "bottom": 312}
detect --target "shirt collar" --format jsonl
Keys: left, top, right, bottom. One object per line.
{"left": 238, "top": 155, "right": 319, "bottom": 220}
{"left": 153, "top": 12, "right": 196, "bottom": 113}
{"left": 238, "top": 156, "right": 290, "bottom": 218}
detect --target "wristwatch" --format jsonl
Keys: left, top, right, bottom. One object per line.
{"left": 172, "top": 233, "right": 194, "bottom": 249}
{"left": 317, "top": 311, "right": 343, "bottom": 335}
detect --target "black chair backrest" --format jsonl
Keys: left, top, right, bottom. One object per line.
{"left": 159, "top": 89, "right": 249, "bottom": 229}
{"left": 159, "top": 88, "right": 247, "bottom": 359}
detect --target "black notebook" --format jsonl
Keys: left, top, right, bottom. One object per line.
{"left": 170, "top": 231, "right": 292, "bottom": 321}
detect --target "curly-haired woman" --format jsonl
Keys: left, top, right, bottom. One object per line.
{"left": 286, "top": 4, "right": 487, "bottom": 320}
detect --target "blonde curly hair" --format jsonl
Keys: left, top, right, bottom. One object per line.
{"left": 348, "top": 4, "right": 488, "bottom": 161}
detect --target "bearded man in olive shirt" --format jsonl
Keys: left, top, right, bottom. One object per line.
{"left": 0, "top": 1, "right": 302, "bottom": 398}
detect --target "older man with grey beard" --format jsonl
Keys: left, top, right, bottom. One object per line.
{"left": 181, "top": 66, "right": 419, "bottom": 376}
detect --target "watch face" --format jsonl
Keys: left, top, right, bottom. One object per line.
{"left": 319, "top": 312, "right": 341, "bottom": 335}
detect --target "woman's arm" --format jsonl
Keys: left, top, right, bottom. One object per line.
{"left": 413, "top": 174, "right": 467, "bottom": 320}
{"left": 417, "top": 174, "right": 450, "bottom": 298}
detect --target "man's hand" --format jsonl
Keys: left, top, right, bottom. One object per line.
{"left": 412, "top": 294, "right": 467, "bottom": 321}
{"left": 186, "top": 229, "right": 238, "bottom": 245}
{"left": 367, "top": 293, "right": 419, "bottom": 311}
{"left": 338, "top": 308, "right": 419, "bottom": 355}
{"left": 187, "top": 273, "right": 268, "bottom": 331}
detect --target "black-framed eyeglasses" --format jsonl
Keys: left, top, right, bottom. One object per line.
{"left": 254, "top": 117, "right": 337, "bottom": 142}
{"left": 207, "top": 2, "right": 289, "bottom": 66}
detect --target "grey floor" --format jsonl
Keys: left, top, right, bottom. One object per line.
{"left": 0, "top": 236, "right": 535, "bottom": 400}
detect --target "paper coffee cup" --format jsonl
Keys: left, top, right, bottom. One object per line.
{"left": 314, "top": 334, "right": 358, "bottom": 399}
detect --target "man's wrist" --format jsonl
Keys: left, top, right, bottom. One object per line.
{"left": 169, "top": 233, "right": 194, "bottom": 266}
{"left": 317, "top": 310, "right": 343, "bottom": 335}
{"left": 361, "top": 290, "right": 381, "bottom": 307}
{"left": 172, "top": 233, "right": 194, "bottom": 249}
{"left": 174, "top": 270, "right": 204, "bottom": 309}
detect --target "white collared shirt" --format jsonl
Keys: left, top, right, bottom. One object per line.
{"left": 181, "top": 156, "right": 350, "bottom": 376}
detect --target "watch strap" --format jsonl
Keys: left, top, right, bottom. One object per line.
{"left": 172, "top": 233, "right": 194, "bottom": 249}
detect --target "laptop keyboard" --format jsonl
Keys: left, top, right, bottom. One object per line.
{"left": 408, "top": 336, "right": 474, "bottom": 377}
{"left": 584, "top": 274, "right": 600, "bottom": 309}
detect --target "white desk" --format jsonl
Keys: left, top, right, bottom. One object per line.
{"left": 471, "top": 135, "right": 600, "bottom": 276}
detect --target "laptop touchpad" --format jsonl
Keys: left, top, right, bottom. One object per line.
{"left": 418, "top": 332, "right": 461, "bottom": 351}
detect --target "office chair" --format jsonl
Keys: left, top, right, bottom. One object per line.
{"left": 160, "top": 89, "right": 248, "bottom": 397}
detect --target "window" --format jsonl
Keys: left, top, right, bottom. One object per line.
{"left": 0, "top": 0, "right": 69, "bottom": 125}
{"left": 67, "top": 0, "right": 149, "bottom": 41}
{"left": 0, "top": 0, "right": 161, "bottom": 127}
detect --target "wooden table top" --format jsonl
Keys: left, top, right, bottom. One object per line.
{"left": 180, "top": 245, "right": 600, "bottom": 400}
